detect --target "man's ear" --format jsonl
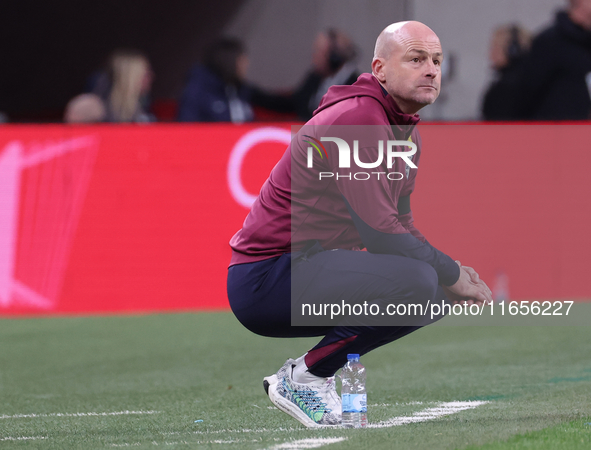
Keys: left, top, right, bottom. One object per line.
{"left": 372, "top": 58, "right": 386, "bottom": 82}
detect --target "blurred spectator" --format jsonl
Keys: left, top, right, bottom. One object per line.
{"left": 64, "top": 94, "right": 107, "bottom": 123}
{"left": 252, "top": 29, "right": 359, "bottom": 121}
{"left": 481, "top": 24, "right": 531, "bottom": 121}
{"left": 105, "top": 50, "right": 154, "bottom": 123}
{"left": 81, "top": 50, "right": 154, "bottom": 123}
{"left": 178, "top": 38, "right": 253, "bottom": 123}
{"left": 517, "top": 0, "right": 591, "bottom": 120}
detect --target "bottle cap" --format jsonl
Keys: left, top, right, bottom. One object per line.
{"left": 347, "top": 353, "right": 360, "bottom": 360}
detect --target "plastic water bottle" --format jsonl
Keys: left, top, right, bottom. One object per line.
{"left": 341, "top": 353, "right": 367, "bottom": 428}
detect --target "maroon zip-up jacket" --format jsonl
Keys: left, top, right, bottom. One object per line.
{"left": 229, "top": 73, "right": 459, "bottom": 286}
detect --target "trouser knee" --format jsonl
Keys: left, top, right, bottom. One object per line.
{"left": 402, "top": 262, "right": 439, "bottom": 304}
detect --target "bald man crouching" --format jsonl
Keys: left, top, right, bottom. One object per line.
{"left": 227, "top": 21, "right": 493, "bottom": 428}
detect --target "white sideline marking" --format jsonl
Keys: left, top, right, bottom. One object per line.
{"left": 124, "top": 402, "right": 487, "bottom": 448}
{"left": 268, "top": 437, "right": 347, "bottom": 449}
{"left": 0, "top": 410, "right": 160, "bottom": 419}
{"left": 192, "top": 427, "right": 299, "bottom": 435}
{"left": 0, "top": 436, "right": 47, "bottom": 441}
{"left": 371, "top": 401, "right": 424, "bottom": 406}
{"left": 112, "top": 440, "right": 259, "bottom": 447}
{"left": 368, "top": 401, "right": 488, "bottom": 428}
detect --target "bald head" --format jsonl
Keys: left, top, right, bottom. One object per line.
{"left": 374, "top": 21, "right": 440, "bottom": 59}
{"left": 371, "top": 21, "right": 443, "bottom": 115}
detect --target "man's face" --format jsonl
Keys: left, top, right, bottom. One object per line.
{"left": 489, "top": 30, "right": 509, "bottom": 70}
{"left": 312, "top": 33, "right": 331, "bottom": 75}
{"left": 374, "top": 29, "right": 443, "bottom": 114}
{"left": 571, "top": 0, "right": 591, "bottom": 29}
{"left": 236, "top": 54, "right": 250, "bottom": 81}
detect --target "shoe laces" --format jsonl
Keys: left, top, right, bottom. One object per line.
{"left": 285, "top": 373, "right": 334, "bottom": 414}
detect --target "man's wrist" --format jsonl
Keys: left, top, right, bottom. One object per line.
{"left": 441, "top": 261, "right": 461, "bottom": 287}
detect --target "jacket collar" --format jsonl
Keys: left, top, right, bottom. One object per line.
{"left": 375, "top": 80, "right": 421, "bottom": 128}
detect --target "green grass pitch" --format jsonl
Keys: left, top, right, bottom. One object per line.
{"left": 0, "top": 307, "right": 590, "bottom": 449}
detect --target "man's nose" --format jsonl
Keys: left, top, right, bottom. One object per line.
{"left": 425, "top": 59, "right": 439, "bottom": 78}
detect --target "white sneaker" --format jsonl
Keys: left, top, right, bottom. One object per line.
{"left": 263, "top": 359, "right": 341, "bottom": 428}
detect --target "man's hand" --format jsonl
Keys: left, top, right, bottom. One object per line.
{"left": 461, "top": 264, "right": 480, "bottom": 283}
{"left": 443, "top": 261, "right": 493, "bottom": 305}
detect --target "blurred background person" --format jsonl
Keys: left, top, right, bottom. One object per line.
{"left": 83, "top": 49, "right": 155, "bottom": 123}
{"left": 104, "top": 50, "right": 155, "bottom": 123}
{"left": 63, "top": 94, "right": 107, "bottom": 123}
{"left": 481, "top": 24, "right": 532, "bottom": 121}
{"left": 517, "top": 0, "right": 591, "bottom": 120}
{"left": 252, "top": 28, "right": 359, "bottom": 121}
{"left": 178, "top": 37, "right": 253, "bottom": 123}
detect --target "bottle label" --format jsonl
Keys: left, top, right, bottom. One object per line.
{"left": 342, "top": 394, "right": 367, "bottom": 413}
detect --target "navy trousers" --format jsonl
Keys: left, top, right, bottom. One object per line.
{"left": 227, "top": 243, "right": 448, "bottom": 377}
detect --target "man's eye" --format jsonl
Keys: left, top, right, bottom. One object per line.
{"left": 411, "top": 58, "right": 420, "bottom": 62}
{"left": 434, "top": 60, "right": 441, "bottom": 65}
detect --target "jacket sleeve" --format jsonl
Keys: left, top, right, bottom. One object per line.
{"left": 333, "top": 143, "right": 459, "bottom": 286}
{"left": 397, "top": 195, "right": 426, "bottom": 242}
{"left": 343, "top": 195, "right": 460, "bottom": 286}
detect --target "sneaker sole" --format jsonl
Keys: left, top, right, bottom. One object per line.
{"left": 263, "top": 374, "right": 277, "bottom": 395}
{"left": 266, "top": 378, "right": 325, "bottom": 428}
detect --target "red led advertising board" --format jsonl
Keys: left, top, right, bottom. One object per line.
{"left": 0, "top": 124, "right": 589, "bottom": 315}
